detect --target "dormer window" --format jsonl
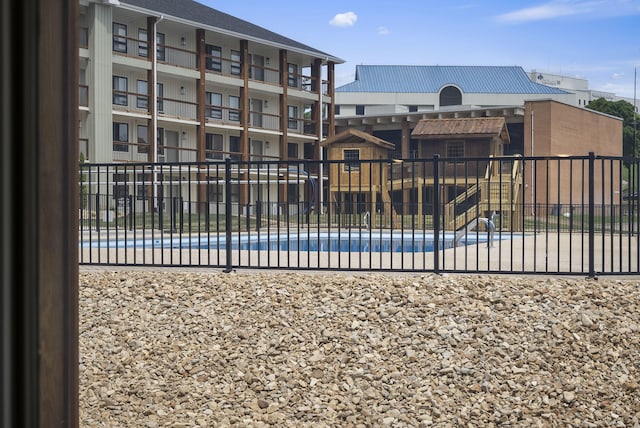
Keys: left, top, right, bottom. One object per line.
{"left": 440, "top": 86, "right": 462, "bottom": 106}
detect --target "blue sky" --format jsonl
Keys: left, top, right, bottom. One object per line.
{"left": 203, "top": 1, "right": 640, "bottom": 99}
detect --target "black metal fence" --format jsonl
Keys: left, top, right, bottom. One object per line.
{"left": 79, "top": 153, "right": 640, "bottom": 276}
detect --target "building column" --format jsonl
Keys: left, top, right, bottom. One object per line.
{"left": 196, "top": 28, "right": 207, "bottom": 212}
{"left": 239, "top": 40, "right": 250, "bottom": 209}
{"left": 401, "top": 119, "right": 411, "bottom": 210}
{"left": 279, "top": 49, "right": 288, "bottom": 204}
{"left": 327, "top": 61, "right": 336, "bottom": 137}
{"left": 87, "top": 2, "right": 113, "bottom": 164}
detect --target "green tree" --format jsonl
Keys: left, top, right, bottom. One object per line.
{"left": 586, "top": 97, "right": 639, "bottom": 157}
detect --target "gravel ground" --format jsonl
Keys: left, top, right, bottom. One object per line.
{"left": 79, "top": 270, "right": 640, "bottom": 427}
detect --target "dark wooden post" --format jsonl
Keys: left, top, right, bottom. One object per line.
{"left": 1, "top": 0, "right": 79, "bottom": 426}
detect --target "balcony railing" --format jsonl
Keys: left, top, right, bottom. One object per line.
{"left": 204, "top": 105, "right": 241, "bottom": 126}
{"left": 158, "top": 44, "right": 197, "bottom": 69}
{"left": 203, "top": 54, "right": 242, "bottom": 78}
{"left": 248, "top": 111, "right": 280, "bottom": 131}
{"left": 111, "top": 34, "right": 324, "bottom": 93}
{"left": 286, "top": 117, "right": 318, "bottom": 136}
{"left": 112, "top": 91, "right": 151, "bottom": 114}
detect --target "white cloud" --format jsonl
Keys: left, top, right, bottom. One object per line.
{"left": 329, "top": 11, "right": 358, "bottom": 27}
{"left": 494, "top": 0, "right": 640, "bottom": 24}
{"left": 612, "top": 72, "right": 625, "bottom": 79}
{"left": 377, "top": 26, "right": 391, "bottom": 35}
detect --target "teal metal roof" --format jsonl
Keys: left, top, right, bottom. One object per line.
{"left": 336, "top": 65, "right": 569, "bottom": 94}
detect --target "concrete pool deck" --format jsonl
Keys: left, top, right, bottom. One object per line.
{"left": 79, "top": 230, "right": 640, "bottom": 275}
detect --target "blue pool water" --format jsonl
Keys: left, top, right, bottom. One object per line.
{"left": 84, "top": 230, "right": 503, "bottom": 253}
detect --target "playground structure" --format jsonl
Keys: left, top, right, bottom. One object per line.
{"left": 320, "top": 119, "right": 524, "bottom": 233}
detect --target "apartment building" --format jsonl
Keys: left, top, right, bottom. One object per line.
{"left": 79, "top": 0, "right": 342, "bottom": 213}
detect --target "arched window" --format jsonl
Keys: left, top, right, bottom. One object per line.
{"left": 440, "top": 86, "right": 462, "bottom": 106}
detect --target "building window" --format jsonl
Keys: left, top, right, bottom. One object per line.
{"left": 440, "top": 86, "right": 462, "bottom": 106}
{"left": 113, "top": 23, "right": 127, "bottom": 53}
{"left": 138, "top": 29, "right": 148, "bottom": 58}
{"left": 229, "top": 135, "right": 240, "bottom": 160}
{"left": 334, "top": 105, "right": 341, "bottom": 115}
{"left": 408, "top": 105, "right": 418, "bottom": 112}
{"left": 288, "top": 142, "right": 299, "bottom": 159}
{"left": 205, "top": 92, "right": 222, "bottom": 119}
{"left": 113, "top": 122, "right": 129, "bottom": 152}
{"left": 137, "top": 125, "right": 149, "bottom": 154}
{"left": 112, "top": 76, "right": 128, "bottom": 106}
{"left": 230, "top": 183, "right": 240, "bottom": 203}
{"left": 112, "top": 173, "right": 129, "bottom": 205}
{"left": 136, "top": 173, "right": 150, "bottom": 200}
{"left": 205, "top": 133, "right": 223, "bottom": 160}
{"left": 250, "top": 140, "right": 263, "bottom": 161}
{"left": 355, "top": 105, "right": 365, "bottom": 115}
{"left": 446, "top": 140, "right": 464, "bottom": 163}
{"left": 156, "top": 32, "right": 165, "bottom": 61}
{"left": 229, "top": 96, "right": 240, "bottom": 122}
{"left": 231, "top": 50, "right": 241, "bottom": 75}
{"left": 287, "top": 63, "right": 298, "bottom": 88}
{"left": 207, "top": 177, "right": 223, "bottom": 202}
{"left": 157, "top": 83, "right": 164, "bottom": 112}
{"left": 205, "top": 44, "right": 222, "bottom": 72}
{"left": 287, "top": 184, "right": 299, "bottom": 203}
{"left": 248, "top": 54, "right": 265, "bottom": 81}
{"left": 304, "top": 143, "right": 314, "bottom": 160}
{"left": 136, "top": 80, "right": 148, "bottom": 110}
{"left": 344, "top": 149, "right": 360, "bottom": 171}
{"left": 288, "top": 105, "right": 298, "bottom": 130}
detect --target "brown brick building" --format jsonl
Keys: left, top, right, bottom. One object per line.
{"left": 523, "top": 99, "right": 623, "bottom": 209}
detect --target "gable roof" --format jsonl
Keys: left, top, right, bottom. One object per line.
{"left": 119, "top": 0, "right": 343, "bottom": 62}
{"left": 412, "top": 117, "right": 510, "bottom": 143}
{"left": 336, "top": 65, "right": 569, "bottom": 94}
{"left": 320, "top": 128, "right": 395, "bottom": 150}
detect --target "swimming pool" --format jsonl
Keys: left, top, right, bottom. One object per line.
{"left": 85, "top": 230, "right": 504, "bottom": 253}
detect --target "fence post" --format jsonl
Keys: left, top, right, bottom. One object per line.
{"left": 588, "top": 152, "right": 595, "bottom": 278}
{"left": 158, "top": 194, "right": 163, "bottom": 231}
{"left": 179, "top": 196, "right": 184, "bottom": 233}
{"left": 433, "top": 154, "right": 440, "bottom": 274}
{"left": 256, "top": 200, "right": 262, "bottom": 231}
{"left": 128, "top": 194, "right": 133, "bottom": 231}
{"left": 95, "top": 192, "right": 100, "bottom": 232}
{"left": 224, "top": 157, "right": 233, "bottom": 272}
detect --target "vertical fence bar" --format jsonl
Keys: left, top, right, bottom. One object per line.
{"left": 224, "top": 158, "right": 233, "bottom": 272}
{"left": 433, "top": 154, "right": 440, "bottom": 274}
{"left": 588, "top": 152, "right": 596, "bottom": 278}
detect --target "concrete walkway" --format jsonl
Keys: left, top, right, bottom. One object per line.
{"left": 79, "top": 230, "right": 640, "bottom": 276}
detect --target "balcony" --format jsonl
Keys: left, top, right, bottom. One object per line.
{"left": 156, "top": 97, "right": 197, "bottom": 120}
{"left": 249, "top": 111, "right": 279, "bottom": 131}
{"left": 204, "top": 105, "right": 241, "bottom": 126}
{"left": 111, "top": 34, "right": 325, "bottom": 94}
{"left": 287, "top": 117, "right": 318, "bottom": 136}
{"left": 112, "top": 90, "right": 152, "bottom": 115}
